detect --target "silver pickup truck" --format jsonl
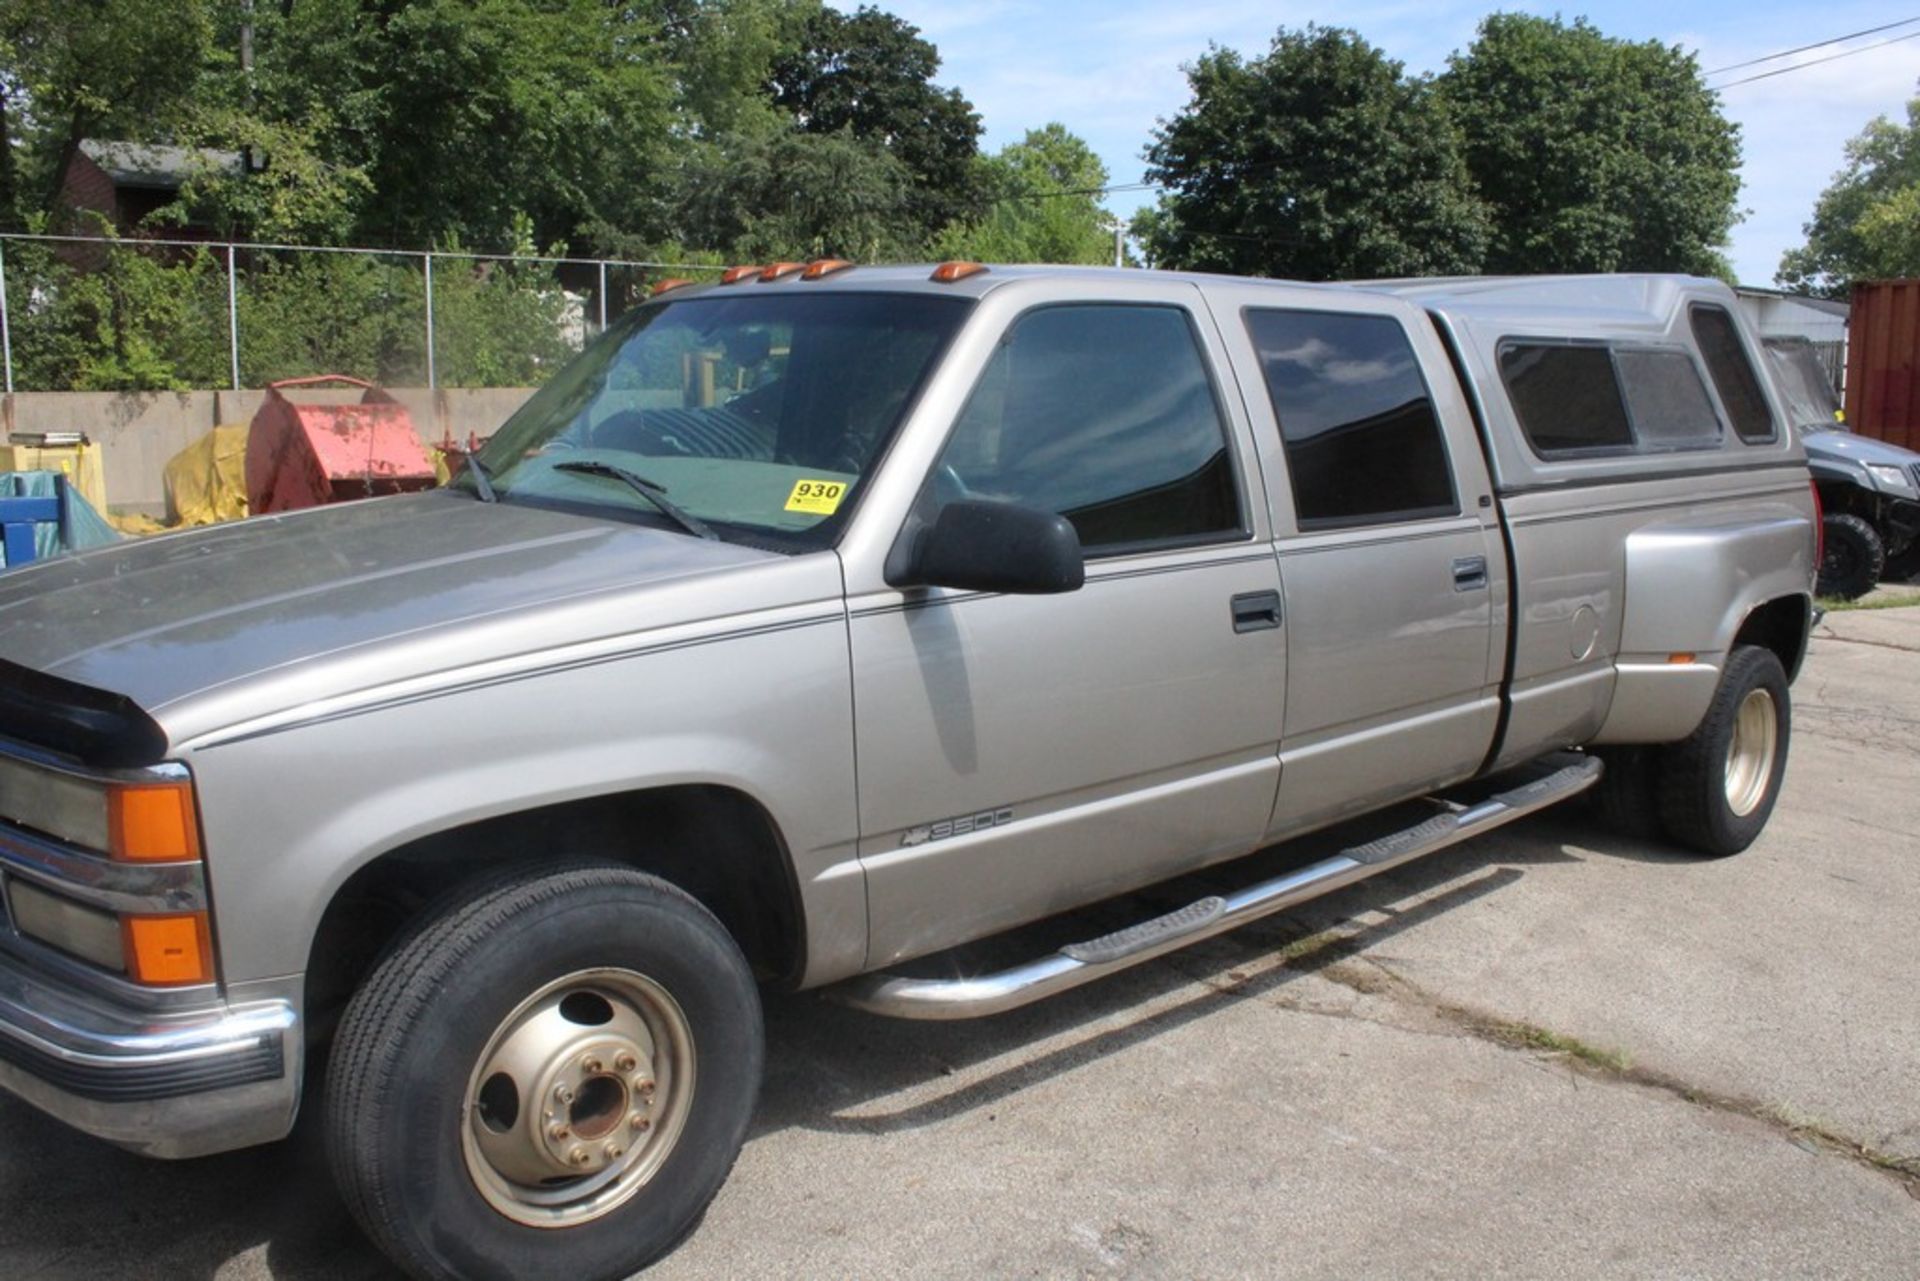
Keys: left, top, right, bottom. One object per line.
{"left": 0, "top": 265, "right": 1815, "bottom": 1280}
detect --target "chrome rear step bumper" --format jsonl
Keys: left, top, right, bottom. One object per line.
{"left": 833, "top": 755, "right": 1602, "bottom": 1020}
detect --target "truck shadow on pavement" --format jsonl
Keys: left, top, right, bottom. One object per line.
{"left": 0, "top": 806, "right": 1683, "bottom": 1279}
{"left": 752, "top": 805, "right": 1693, "bottom": 1140}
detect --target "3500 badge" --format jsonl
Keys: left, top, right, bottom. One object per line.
{"left": 900, "top": 807, "right": 1016, "bottom": 847}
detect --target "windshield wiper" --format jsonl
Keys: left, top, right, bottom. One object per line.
{"left": 445, "top": 448, "right": 497, "bottom": 503}
{"left": 552, "top": 460, "right": 720, "bottom": 541}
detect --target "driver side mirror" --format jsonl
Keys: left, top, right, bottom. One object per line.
{"left": 892, "top": 499, "right": 1085, "bottom": 595}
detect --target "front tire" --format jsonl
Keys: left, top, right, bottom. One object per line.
{"left": 327, "top": 863, "right": 763, "bottom": 1281}
{"left": 1817, "top": 512, "right": 1885, "bottom": 599}
{"left": 1654, "top": 646, "right": 1790, "bottom": 857}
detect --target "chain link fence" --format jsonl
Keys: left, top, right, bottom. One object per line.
{"left": 0, "top": 233, "right": 720, "bottom": 395}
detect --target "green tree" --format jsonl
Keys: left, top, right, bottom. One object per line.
{"left": 938, "top": 125, "right": 1116, "bottom": 264}
{"left": 164, "top": 110, "right": 372, "bottom": 245}
{"left": 768, "top": 5, "right": 982, "bottom": 242}
{"left": 673, "top": 127, "right": 923, "bottom": 262}
{"left": 652, "top": 0, "right": 814, "bottom": 139}
{"left": 4, "top": 227, "right": 229, "bottom": 390}
{"left": 236, "top": 251, "right": 427, "bottom": 386}
{"left": 0, "top": 0, "right": 214, "bottom": 220}
{"left": 1778, "top": 89, "right": 1920, "bottom": 296}
{"left": 1439, "top": 14, "right": 1740, "bottom": 276}
{"left": 238, "top": 0, "right": 675, "bottom": 254}
{"left": 1140, "top": 26, "right": 1488, "bottom": 280}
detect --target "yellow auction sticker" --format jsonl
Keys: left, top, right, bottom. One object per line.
{"left": 784, "top": 479, "right": 848, "bottom": 515}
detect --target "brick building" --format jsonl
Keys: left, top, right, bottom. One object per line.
{"left": 55, "top": 140, "right": 242, "bottom": 241}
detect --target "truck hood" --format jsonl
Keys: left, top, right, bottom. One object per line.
{"left": 0, "top": 493, "right": 804, "bottom": 740}
{"left": 1801, "top": 429, "right": 1920, "bottom": 470}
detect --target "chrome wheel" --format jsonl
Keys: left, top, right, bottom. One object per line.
{"left": 461, "top": 968, "right": 696, "bottom": 1228}
{"left": 1723, "top": 687, "right": 1778, "bottom": 818}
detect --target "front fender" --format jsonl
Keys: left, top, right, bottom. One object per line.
{"left": 182, "top": 618, "right": 867, "bottom": 989}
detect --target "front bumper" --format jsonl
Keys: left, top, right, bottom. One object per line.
{"left": 0, "top": 955, "right": 300, "bottom": 1158}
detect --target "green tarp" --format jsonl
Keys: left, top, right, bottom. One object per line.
{"left": 0, "top": 470, "right": 122, "bottom": 567}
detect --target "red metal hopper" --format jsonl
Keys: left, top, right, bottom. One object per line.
{"left": 245, "top": 375, "right": 435, "bottom": 514}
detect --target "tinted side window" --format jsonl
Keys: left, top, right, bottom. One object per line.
{"left": 935, "top": 305, "right": 1241, "bottom": 552}
{"left": 1690, "top": 304, "right": 1776, "bottom": 442}
{"left": 1244, "top": 309, "right": 1457, "bottom": 527}
{"left": 1616, "top": 349, "right": 1722, "bottom": 447}
{"left": 1501, "top": 343, "right": 1633, "bottom": 455}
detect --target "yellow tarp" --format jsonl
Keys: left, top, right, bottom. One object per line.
{"left": 164, "top": 424, "right": 251, "bottom": 526}
{"left": 0, "top": 441, "right": 109, "bottom": 513}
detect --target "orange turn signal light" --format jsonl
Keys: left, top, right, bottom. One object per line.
{"left": 107, "top": 781, "right": 200, "bottom": 863}
{"left": 720, "top": 265, "right": 760, "bottom": 285}
{"left": 650, "top": 277, "right": 695, "bottom": 297}
{"left": 802, "top": 258, "right": 854, "bottom": 280}
{"left": 122, "top": 912, "right": 214, "bottom": 986}
{"left": 1667, "top": 652, "right": 1698, "bottom": 665}
{"left": 759, "top": 261, "right": 805, "bottom": 281}
{"left": 930, "top": 261, "right": 987, "bottom": 283}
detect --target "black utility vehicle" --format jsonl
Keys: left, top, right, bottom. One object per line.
{"left": 1765, "top": 336, "right": 1920, "bottom": 596}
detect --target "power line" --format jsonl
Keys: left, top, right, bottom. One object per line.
{"left": 997, "top": 181, "right": 1159, "bottom": 204}
{"left": 1712, "top": 29, "right": 1920, "bottom": 88}
{"left": 1703, "top": 15, "right": 1919, "bottom": 74}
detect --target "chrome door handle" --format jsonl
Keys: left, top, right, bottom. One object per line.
{"left": 1452, "top": 556, "right": 1489, "bottom": 592}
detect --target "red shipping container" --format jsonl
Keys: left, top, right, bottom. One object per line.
{"left": 245, "top": 376, "right": 436, "bottom": 514}
{"left": 1844, "top": 279, "right": 1920, "bottom": 452}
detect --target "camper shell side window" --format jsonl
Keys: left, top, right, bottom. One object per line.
{"left": 1499, "top": 338, "right": 1726, "bottom": 460}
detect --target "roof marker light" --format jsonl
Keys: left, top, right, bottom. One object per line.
{"left": 930, "top": 261, "right": 988, "bottom": 283}
{"left": 720, "top": 266, "right": 760, "bottom": 285}
{"left": 803, "top": 259, "right": 855, "bottom": 280}
{"left": 760, "top": 262, "right": 806, "bottom": 281}
{"left": 650, "top": 278, "right": 695, "bottom": 297}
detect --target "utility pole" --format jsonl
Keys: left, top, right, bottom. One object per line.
{"left": 240, "top": 2, "right": 257, "bottom": 173}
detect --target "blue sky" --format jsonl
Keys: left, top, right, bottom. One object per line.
{"left": 884, "top": 1, "right": 1920, "bottom": 285}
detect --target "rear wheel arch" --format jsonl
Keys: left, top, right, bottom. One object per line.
{"left": 1732, "top": 593, "right": 1812, "bottom": 683}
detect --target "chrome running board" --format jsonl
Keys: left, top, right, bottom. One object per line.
{"left": 832, "top": 755, "right": 1601, "bottom": 1020}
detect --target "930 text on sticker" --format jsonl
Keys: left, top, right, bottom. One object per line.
{"left": 785, "top": 479, "right": 847, "bottom": 515}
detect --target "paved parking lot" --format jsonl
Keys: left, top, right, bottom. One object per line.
{"left": 3, "top": 604, "right": 1917, "bottom": 1279}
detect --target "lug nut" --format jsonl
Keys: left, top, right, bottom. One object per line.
{"left": 554, "top": 1084, "right": 574, "bottom": 1105}
{"left": 567, "top": 1146, "right": 591, "bottom": 1167}
{"left": 548, "top": 1123, "right": 569, "bottom": 1141}
{"left": 630, "top": 1114, "right": 651, "bottom": 1133}
{"left": 634, "top": 1076, "right": 656, "bottom": 1096}
{"left": 615, "top": 1052, "right": 638, "bottom": 1073}
{"left": 603, "top": 1142, "right": 624, "bottom": 1160}
{"left": 582, "top": 1055, "right": 604, "bottom": 1074}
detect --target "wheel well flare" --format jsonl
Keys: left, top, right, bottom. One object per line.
{"left": 303, "top": 786, "right": 802, "bottom": 1047}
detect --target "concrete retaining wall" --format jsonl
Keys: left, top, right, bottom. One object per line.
{"left": 0, "top": 387, "right": 536, "bottom": 515}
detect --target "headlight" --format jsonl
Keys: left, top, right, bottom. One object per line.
{"left": 1865, "top": 463, "right": 1913, "bottom": 491}
{"left": 0, "top": 756, "right": 199, "bottom": 861}
{"left": 0, "top": 756, "right": 212, "bottom": 985}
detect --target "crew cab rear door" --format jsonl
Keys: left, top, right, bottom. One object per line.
{"left": 838, "top": 277, "right": 1286, "bottom": 969}
{"left": 1203, "top": 285, "right": 1507, "bottom": 835}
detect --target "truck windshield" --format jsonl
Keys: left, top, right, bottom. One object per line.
{"left": 471, "top": 292, "right": 970, "bottom": 548}
{"left": 1760, "top": 338, "right": 1843, "bottom": 434}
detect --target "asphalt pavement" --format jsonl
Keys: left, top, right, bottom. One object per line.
{"left": 3, "top": 604, "right": 1916, "bottom": 1279}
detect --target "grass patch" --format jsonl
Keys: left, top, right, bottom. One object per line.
{"left": 1482, "top": 1019, "right": 1633, "bottom": 1073}
{"left": 1819, "top": 591, "right": 1920, "bottom": 612}
{"left": 1273, "top": 928, "right": 1345, "bottom": 966}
